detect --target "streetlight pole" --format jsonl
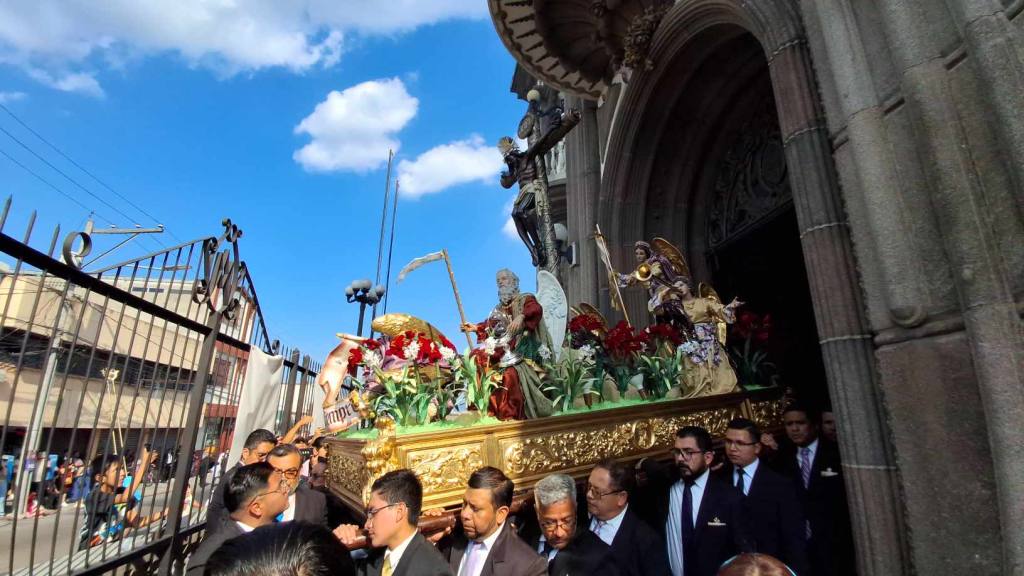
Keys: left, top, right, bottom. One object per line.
{"left": 345, "top": 279, "right": 386, "bottom": 337}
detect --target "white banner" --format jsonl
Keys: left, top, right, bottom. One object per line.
{"left": 228, "top": 347, "right": 285, "bottom": 465}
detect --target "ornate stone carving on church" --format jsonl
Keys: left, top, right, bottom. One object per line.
{"left": 618, "top": 2, "right": 672, "bottom": 79}
{"left": 706, "top": 102, "right": 793, "bottom": 249}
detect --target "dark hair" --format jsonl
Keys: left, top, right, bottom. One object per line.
{"left": 206, "top": 522, "right": 356, "bottom": 576}
{"left": 224, "top": 462, "right": 274, "bottom": 514}
{"left": 268, "top": 443, "right": 301, "bottom": 459}
{"left": 676, "top": 426, "right": 713, "bottom": 453}
{"left": 371, "top": 469, "right": 422, "bottom": 526}
{"left": 243, "top": 429, "right": 277, "bottom": 451}
{"left": 468, "top": 466, "right": 514, "bottom": 508}
{"left": 727, "top": 418, "right": 762, "bottom": 443}
{"left": 90, "top": 453, "right": 120, "bottom": 480}
{"left": 312, "top": 436, "right": 327, "bottom": 450}
{"left": 594, "top": 458, "right": 634, "bottom": 494}
{"left": 783, "top": 402, "right": 820, "bottom": 424}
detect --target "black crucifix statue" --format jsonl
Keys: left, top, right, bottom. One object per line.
{"left": 498, "top": 88, "right": 580, "bottom": 272}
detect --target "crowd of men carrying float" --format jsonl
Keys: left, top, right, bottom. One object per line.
{"left": 172, "top": 401, "right": 851, "bottom": 576}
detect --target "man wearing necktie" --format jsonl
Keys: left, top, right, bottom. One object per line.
{"left": 774, "top": 404, "right": 855, "bottom": 576}
{"left": 637, "top": 426, "right": 751, "bottom": 576}
{"left": 438, "top": 466, "right": 546, "bottom": 576}
{"left": 723, "top": 418, "right": 808, "bottom": 574}
{"left": 585, "top": 459, "right": 670, "bottom": 575}
{"left": 334, "top": 469, "right": 453, "bottom": 576}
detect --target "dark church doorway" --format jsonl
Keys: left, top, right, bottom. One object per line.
{"left": 708, "top": 208, "right": 828, "bottom": 407}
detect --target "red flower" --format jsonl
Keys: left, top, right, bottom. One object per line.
{"left": 569, "top": 315, "right": 603, "bottom": 334}
{"left": 364, "top": 339, "right": 382, "bottom": 351}
{"left": 644, "top": 323, "right": 683, "bottom": 347}
{"left": 604, "top": 321, "right": 643, "bottom": 360}
{"left": 346, "top": 347, "right": 363, "bottom": 376}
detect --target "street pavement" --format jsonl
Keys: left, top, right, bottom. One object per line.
{"left": 0, "top": 474, "right": 217, "bottom": 574}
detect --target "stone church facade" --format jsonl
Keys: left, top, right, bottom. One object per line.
{"left": 490, "top": 1, "right": 1024, "bottom": 575}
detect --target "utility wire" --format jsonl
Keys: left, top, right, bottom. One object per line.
{"left": 0, "top": 124, "right": 165, "bottom": 252}
{"left": 0, "top": 103, "right": 184, "bottom": 245}
{"left": 0, "top": 145, "right": 111, "bottom": 222}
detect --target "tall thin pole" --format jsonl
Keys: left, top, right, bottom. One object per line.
{"left": 370, "top": 150, "right": 394, "bottom": 338}
{"left": 442, "top": 249, "right": 475, "bottom": 351}
{"left": 382, "top": 180, "right": 400, "bottom": 315}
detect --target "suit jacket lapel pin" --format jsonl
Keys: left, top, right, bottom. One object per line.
{"left": 821, "top": 467, "right": 839, "bottom": 477}
{"left": 707, "top": 517, "right": 727, "bottom": 527}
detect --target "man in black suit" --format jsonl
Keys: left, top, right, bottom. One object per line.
{"left": 641, "top": 426, "right": 752, "bottom": 576}
{"left": 335, "top": 469, "right": 453, "bottom": 576}
{"left": 438, "top": 466, "right": 546, "bottom": 576}
{"left": 206, "top": 428, "right": 277, "bottom": 533}
{"left": 520, "top": 473, "right": 619, "bottom": 576}
{"left": 585, "top": 458, "right": 670, "bottom": 576}
{"left": 723, "top": 418, "right": 809, "bottom": 574}
{"left": 267, "top": 443, "right": 328, "bottom": 526}
{"left": 186, "top": 462, "right": 289, "bottom": 575}
{"left": 775, "top": 404, "right": 855, "bottom": 576}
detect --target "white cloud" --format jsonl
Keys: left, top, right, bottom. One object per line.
{"left": 396, "top": 135, "right": 503, "bottom": 198}
{"left": 0, "top": 90, "right": 26, "bottom": 103}
{"left": 28, "top": 69, "right": 103, "bottom": 98}
{"left": 502, "top": 196, "right": 519, "bottom": 240}
{"left": 293, "top": 78, "right": 418, "bottom": 172}
{"left": 0, "top": 1, "right": 485, "bottom": 95}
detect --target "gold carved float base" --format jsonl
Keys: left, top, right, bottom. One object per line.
{"left": 325, "top": 389, "right": 784, "bottom": 514}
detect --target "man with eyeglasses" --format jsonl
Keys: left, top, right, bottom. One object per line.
{"left": 335, "top": 469, "right": 453, "bottom": 576}
{"left": 723, "top": 418, "right": 808, "bottom": 574}
{"left": 186, "top": 462, "right": 290, "bottom": 575}
{"left": 207, "top": 428, "right": 277, "bottom": 533}
{"left": 520, "top": 473, "right": 618, "bottom": 576}
{"left": 267, "top": 444, "right": 327, "bottom": 526}
{"left": 585, "top": 459, "right": 670, "bottom": 576}
{"left": 437, "top": 466, "right": 546, "bottom": 576}
{"left": 640, "top": 426, "right": 751, "bottom": 576}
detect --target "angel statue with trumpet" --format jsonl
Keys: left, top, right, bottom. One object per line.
{"left": 616, "top": 238, "right": 744, "bottom": 397}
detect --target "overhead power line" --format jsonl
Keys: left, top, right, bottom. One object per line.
{"left": 0, "top": 145, "right": 112, "bottom": 223}
{"left": 0, "top": 103, "right": 183, "bottom": 245}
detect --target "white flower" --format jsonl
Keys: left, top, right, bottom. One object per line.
{"left": 578, "top": 344, "right": 595, "bottom": 362}
{"left": 483, "top": 337, "right": 498, "bottom": 357}
{"left": 678, "top": 341, "right": 698, "bottom": 354}
{"left": 538, "top": 344, "right": 552, "bottom": 361}
{"left": 440, "top": 346, "right": 457, "bottom": 363}
{"left": 363, "top": 350, "right": 383, "bottom": 371}
{"left": 403, "top": 340, "right": 421, "bottom": 360}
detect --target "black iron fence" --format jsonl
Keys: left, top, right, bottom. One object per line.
{"left": 0, "top": 197, "right": 321, "bottom": 575}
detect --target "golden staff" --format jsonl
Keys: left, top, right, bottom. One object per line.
{"left": 593, "top": 224, "right": 631, "bottom": 327}
{"left": 442, "top": 249, "right": 475, "bottom": 350}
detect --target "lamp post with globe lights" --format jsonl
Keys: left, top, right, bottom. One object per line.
{"left": 346, "top": 279, "right": 386, "bottom": 337}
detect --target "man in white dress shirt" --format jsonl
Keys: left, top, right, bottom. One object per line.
{"left": 439, "top": 466, "right": 546, "bottom": 576}
{"left": 586, "top": 459, "right": 670, "bottom": 575}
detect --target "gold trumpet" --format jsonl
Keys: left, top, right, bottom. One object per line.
{"left": 635, "top": 262, "right": 653, "bottom": 282}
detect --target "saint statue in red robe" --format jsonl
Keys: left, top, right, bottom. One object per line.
{"left": 462, "top": 269, "right": 554, "bottom": 420}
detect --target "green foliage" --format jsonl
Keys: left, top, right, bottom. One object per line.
{"left": 545, "top": 349, "right": 599, "bottom": 413}
{"left": 454, "top": 351, "right": 496, "bottom": 415}
{"left": 730, "top": 338, "right": 778, "bottom": 389}
{"left": 372, "top": 367, "right": 434, "bottom": 427}
{"left": 637, "top": 348, "right": 685, "bottom": 399}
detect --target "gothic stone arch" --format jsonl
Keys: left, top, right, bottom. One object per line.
{"left": 598, "top": 2, "right": 907, "bottom": 574}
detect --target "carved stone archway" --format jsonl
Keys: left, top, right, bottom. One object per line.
{"left": 598, "top": 2, "right": 908, "bottom": 575}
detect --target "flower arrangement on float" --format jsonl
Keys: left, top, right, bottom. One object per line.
{"left": 335, "top": 313, "right": 770, "bottom": 436}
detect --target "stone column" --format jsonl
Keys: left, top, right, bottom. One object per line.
{"left": 769, "top": 41, "right": 909, "bottom": 576}
{"left": 564, "top": 96, "right": 602, "bottom": 307}
{"left": 945, "top": 0, "right": 1024, "bottom": 217}
{"left": 875, "top": 1, "right": 1024, "bottom": 573}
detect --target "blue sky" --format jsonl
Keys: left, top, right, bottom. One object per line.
{"left": 0, "top": 2, "right": 537, "bottom": 362}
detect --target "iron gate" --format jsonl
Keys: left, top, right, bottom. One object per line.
{"left": 0, "top": 197, "right": 322, "bottom": 575}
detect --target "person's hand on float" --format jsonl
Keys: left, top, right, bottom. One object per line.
{"left": 333, "top": 524, "right": 362, "bottom": 547}
{"left": 421, "top": 507, "right": 452, "bottom": 544}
